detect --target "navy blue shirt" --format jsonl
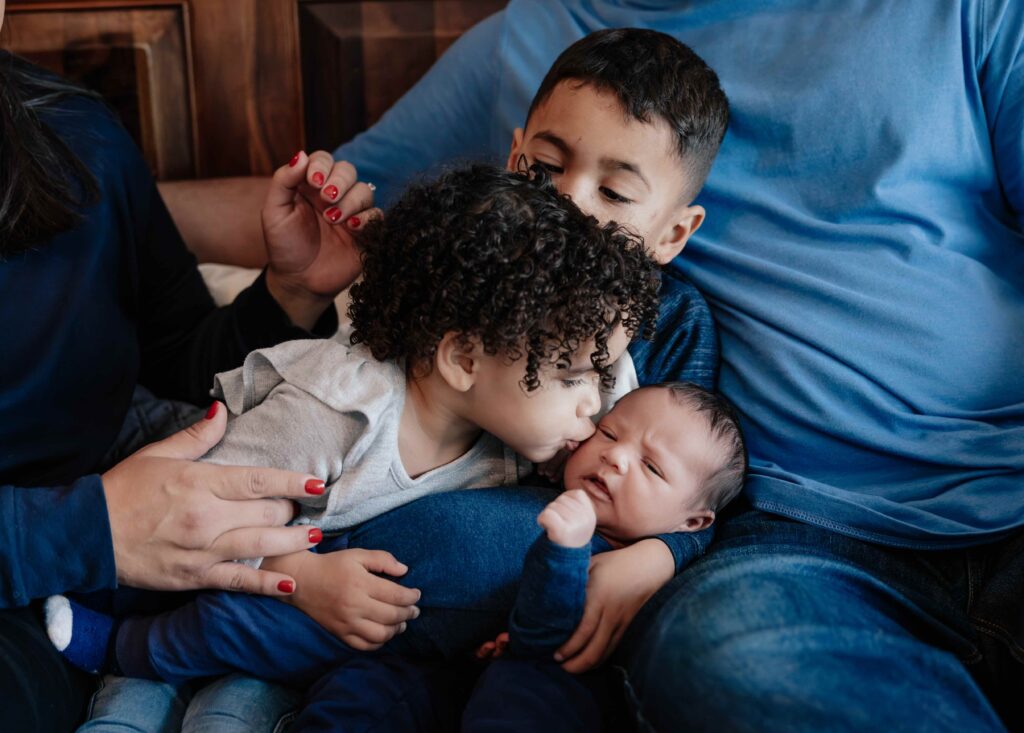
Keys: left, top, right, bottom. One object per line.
{"left": 0, "top": 94, "right": 334, "bottom": 608}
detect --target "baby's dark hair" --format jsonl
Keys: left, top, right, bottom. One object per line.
{"left": 527, "top": 28, "right": 729, "bottom": 202}
{"left": 649, "top": 382, "right": 747, "bottom": 512}
{"left": 348, "top": 164, "right": 661, "bottom": 390}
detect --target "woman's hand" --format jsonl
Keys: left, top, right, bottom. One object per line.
{"left": 268, "top": 547, "right": 421, "bottom": 650}
{"left": 102, "top": 402, "right": 326, "bottom": 596}
{"left": 555, "top": 538, "right": 675, "bottom": 673}
{"left": 262, "top": 151, "right": 381, "bottom": 329}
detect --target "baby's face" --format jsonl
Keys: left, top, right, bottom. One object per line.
{"left": 468, "top": 327, "right": 630, "bottom": 463}
{"left": 507, "top": 81, "right": 700, "bottom": 264}
{"left": 563, "top": 387, "right": 715, "bottom": 543}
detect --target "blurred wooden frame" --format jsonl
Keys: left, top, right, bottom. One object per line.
{"left": 4, "top": 0, "right": 305, "bottom": 179}
{"left": 2, "top": 1, "right": 506, "bottom": 180}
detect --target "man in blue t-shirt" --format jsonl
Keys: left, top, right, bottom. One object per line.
{"left": 330, "top": 3, "right": 1024, "bottom": 730}
{"left": 165, "top": 2, "right": 1024, "bottom": 730}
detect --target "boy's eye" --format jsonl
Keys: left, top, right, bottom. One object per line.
{"left": 561, "top": 378, "right": 587, "bottom": 388}
{"left": 539, "top": 161, "right": 564, "bottom": 174}
{"left": 600, "top": 187, "right": 632, "bottom": 204}
{"left": 644, "top": 460, "right": 664, "bottom": 479}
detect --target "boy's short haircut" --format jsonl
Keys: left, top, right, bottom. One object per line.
{"left": 649, "top": 382, "right": 747, "bottom": 512}
{"left": 348, "top": 164, "right": 661, "bottom": 390}
{"left": 526, "top": 28, "right": 730, "bottom": 202}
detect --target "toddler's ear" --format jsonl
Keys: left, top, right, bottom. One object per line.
{"left": 505, "top": 128, "right": 525, "bottom": 172}
{"left": 651, "top": 205, "right": 705, "bottom": 265}
{"left": 435, "top": 332, "right": 480, "bottom": 392}
{"left": 675, "top": 509, "right": 714, "bottom": 533}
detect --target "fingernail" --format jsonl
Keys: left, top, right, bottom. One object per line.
{"left": 204, "top": 403, "right": 218, "bottom": 420}
{"left": 553, "top": 653, "right": 564, "bottom": 661}
{"left": 277, "top": 579, "right": 295, "bottom": 593}
{"left": 323, "top": 184, "right": 339, "bottom": 200}
{"left": 413, "top": 606, "right": 421, "bottom": 618}
{"left": 312, "top": 172, "right": 325, "bottom": 187}
{"left": 399, "top": 623, "right": 407, "bottom": 633}
{"left": 308, "top": 527, "right": 323, "bottom": 543}
{"left": 305, "top": 479, "right": 325, "bottom": 495}
{"left": 347, "top": 215, "right": 361, "bottom": 228}
{"left": 289, "top": 152, "right": 301, "bottom": 167}
{"left": 325, "top": 207, "right": 342, "bottom": 223}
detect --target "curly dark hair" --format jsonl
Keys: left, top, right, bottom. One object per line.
{"left": 348, "top": 164, "right": 661, "bottom": 390}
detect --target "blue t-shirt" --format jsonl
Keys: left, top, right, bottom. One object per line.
{"left": 337, "top": 0, "right": 1024, "bottom": 548}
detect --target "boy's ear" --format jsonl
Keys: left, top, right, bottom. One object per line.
{"left": 674, "top": 509, "right": 714, "bottom": 534}
{"left": 651, "top": 205, "right": 705, "bottom": 265}
{"left": 435, "top": 332, "right": 480, "bottom": 392}
{"left": 505, "top": 128, "right": 526, "bottom": 172}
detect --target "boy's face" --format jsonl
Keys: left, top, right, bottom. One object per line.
{"left": 507, "top": 81, "right": 704, "bottom": 265}
{"left": 563, "top": 388, "right": 716, "bottom": 543}
{"left": 468, "top": 327, "right": 630, "bottom": 463}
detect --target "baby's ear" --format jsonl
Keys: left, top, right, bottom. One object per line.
{"left": 676, "top": 509, "right": 714, "bottom": 533}
{"left": 652, "top": 205, "right": 705, "bottom": 265}
{"left": 434, "top": 332, "right": 480, "bottom": 392}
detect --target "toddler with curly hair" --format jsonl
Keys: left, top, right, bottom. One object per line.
{"left": 44, "top": 161, "right": 662, "bottom": 681}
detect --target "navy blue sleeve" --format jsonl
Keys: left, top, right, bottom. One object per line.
{"left": 507, "top": 534, "right": 591, "bottom": 658}
{"left": 629, "top": 267, "right": 719, "bottom": 391}
{"left": 0, "top": 476, "right": 115, "bottom": 607}
{"left": 133, "top": 180, "right": 337, "bottom": 405}
{"left": 651, "top": 525, "right": 715, "bottom": 575}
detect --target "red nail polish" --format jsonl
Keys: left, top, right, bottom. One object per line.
{"left": 325, "top": 208, "right": 342, "bottom": 223}
{"left": 312, "top": 172, "right": 325, "bottom": 187}
{"left": 277, "top": 579, "right": 295, "bottom": 593}
{"left": 289, "top": 152, "right": 301, "bottom": 167}
{"left": 305, "top": 479, "right": 325, "bottom": 495}
{"left": 323, "top": 184, "right": 339, "bottom": 200}
{"left": 308, "top": 528, "right": 323, "bottom": 544}
{"left": 347, "top": 216, "right": 361, "bottom": 228}
{"left": 204, "top": 403, "right": 218, "bottom": 420}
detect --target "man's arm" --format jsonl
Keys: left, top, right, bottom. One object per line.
{"left": 158, "top": 177, "right": 270, "bottom": 266}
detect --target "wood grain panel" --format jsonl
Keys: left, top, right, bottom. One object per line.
{"left": 4, "top": 2, "right": 196, "bottom": 179}
{"left": 300, "top": 0, "right": 506, "bottom": 152}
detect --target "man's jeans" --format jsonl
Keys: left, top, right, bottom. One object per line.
{"left": 622, "top": 503, "right": 1022, "bottom": 732}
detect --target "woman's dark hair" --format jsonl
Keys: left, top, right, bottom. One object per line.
{"left": 348, "top": 164, "right": 661, "bottom": 391}
{"left": 526, "top": 29, "right": 729, "bottom": 202}
{"left": 0, "top": 52, "right": 101, "bottom": 258}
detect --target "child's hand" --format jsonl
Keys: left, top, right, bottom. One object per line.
{"left": 473, "top": 631, "right": 510, "bottom": 660}
{"left": 555, "top": 539, "right": 675, "bottom": 673}
{"left": 271, "top": 547, "right": 421, "bottom": 650}
{"left": 537, "top": 489, "right": 596, "bottom": 548}
{"left": 262, "top": 151, "right": 379, "bottom": 329}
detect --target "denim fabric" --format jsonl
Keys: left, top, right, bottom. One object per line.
{"left": 181, "top": 675, "right": 300, "bottom": 733}
{"left": 620, "top": 505, "right": 1023, "bottom": 732}
{"left": 79, "top": 676, "right": 190, "bottom": 733}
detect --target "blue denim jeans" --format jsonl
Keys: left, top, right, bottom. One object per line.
{"left": 618, "top": 503, "right": 1022, "bottom": 732}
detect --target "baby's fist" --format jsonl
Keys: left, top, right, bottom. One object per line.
{"left": 538, "top": 489, "right": 596, "bottom": 548}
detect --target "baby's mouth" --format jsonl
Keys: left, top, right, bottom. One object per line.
{"left": 584, "top": 474, "right": 612, "bottom": 502}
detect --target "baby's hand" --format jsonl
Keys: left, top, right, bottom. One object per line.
{"left": 537, "top": 489, "right": 596, "bottom": 548}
